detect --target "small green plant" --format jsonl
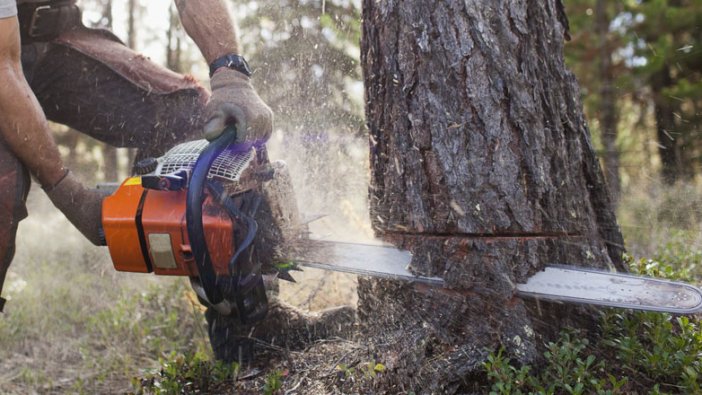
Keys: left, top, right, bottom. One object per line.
{"left": 484, "top": 348, "right": 534, "bottom": 395}
{"left": 358, "top": 359, "right": 386, "bottom": 379}
{"left": 135, "top": 351, "right": 239, "bottom": 395}
{"left": 263, "top": 370, "right": 285, "bottom": 395}
{"left": 484, "top": 331, "right": 627, "bottom": 395}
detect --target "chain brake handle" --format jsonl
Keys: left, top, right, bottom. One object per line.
{"left": 186, "top": 126, "right": 268, "bottom": 323}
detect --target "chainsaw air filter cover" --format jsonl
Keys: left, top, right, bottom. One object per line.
{"left": 156, "top": 139, "right": 255, "bottom": 183}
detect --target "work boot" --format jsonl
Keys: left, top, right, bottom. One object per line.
{"left": 205, "top": 298, "right": 356, "bottom": 363}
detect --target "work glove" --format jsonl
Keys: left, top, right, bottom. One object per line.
{"left": 44, "top": 171, "right": 109, "bottom": 246}
{"left": 203, "top": 69, "right": 273, "bottom": 144}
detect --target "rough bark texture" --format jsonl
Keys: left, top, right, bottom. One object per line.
{"left": 359, "top": 0, "right": 625, "bottom": 392}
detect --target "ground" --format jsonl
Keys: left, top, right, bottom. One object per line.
{"left": 2, "top": 136, "right": 702, "bottom": 393}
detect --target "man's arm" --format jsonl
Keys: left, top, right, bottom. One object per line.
{"left": 174, "top": 0, "right": 238, "bottom": 64}
{"left": 175, "top": 0, "right": 273, "bottom": 144}
{"left": 0, "top": 16, "right": 105, "bottom": 245}
{"left": 0, "top": 17, "right": 66, "bottom": 188}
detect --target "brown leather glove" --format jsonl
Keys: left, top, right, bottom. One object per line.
{"left": 44, "top": 171, "right": 109, "bottom": 246}
{"left": 203, "top": 69, "right": 273, "bottom": 143}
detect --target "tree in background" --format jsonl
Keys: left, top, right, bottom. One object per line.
{"left": 95, "top": 0, "right": 119, "bottom": 181}
{"left": 568, "top": 0, "right": 702, "bottom": 186}
{"left": 565, "top": 1, "right": 632, "bottom": 204}
{"left": 235, "top": 0, "right": 367, "bottom": 216}
{"left": 236, "top": 0, "right": 363, "bottom": 136}
{"left": 629, "top": 1, "right": 702, "bottom": 184}
{"left": 166, "top": 3, "right": 183, "bottom": 73}
{"left": 595, "top": 0, "right": 622, "bottom": 202}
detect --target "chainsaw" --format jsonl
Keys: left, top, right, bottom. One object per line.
{"left": 99, "top": 127, "right": 702, "bottom": 324}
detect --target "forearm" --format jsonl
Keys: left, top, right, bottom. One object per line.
{"left": 175, "top": 0, "right": 240, "bottom": 64}
{"left": 0, "top": 19, "right": 65, "bottom": 188}
{"left": 0, "top": 66, "right": 66, "bottom": 187}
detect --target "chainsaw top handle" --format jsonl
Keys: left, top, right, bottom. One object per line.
{"left": 185, "top": 126, "right": 240, "bottom": 305}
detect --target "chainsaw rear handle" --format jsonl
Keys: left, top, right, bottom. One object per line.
{"left": 185, "top": 126, "right": 240, "bottom": 305}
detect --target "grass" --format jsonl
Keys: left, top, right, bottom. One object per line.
{"left": 0, "top": 191, "right": 211, "bottom": 393}
{"left": 135, "top": 351, "right": 241, "bottom": 394}
{"left": 0, "top": 262, "right": 210, "bottom": 393}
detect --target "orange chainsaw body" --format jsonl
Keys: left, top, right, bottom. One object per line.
{"left": 102, "top": 177, "right": 234, "bottom": 276}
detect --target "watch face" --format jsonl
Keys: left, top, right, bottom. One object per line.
{"left": 238, "top": 57, "right": 252, "bottom": 75}
{"left": 228, "top": 55, "right": 251, "bottom": 76}
{"left": 210, "top": 54, "right": 252, "bottom": 77}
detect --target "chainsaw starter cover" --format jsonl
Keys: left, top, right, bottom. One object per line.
{"left": 102, "top": 176, "right": 235, "bottom": 276}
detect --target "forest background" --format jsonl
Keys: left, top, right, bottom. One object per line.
{"left": 1, "top": 0, "right": 702, "bottom": 393}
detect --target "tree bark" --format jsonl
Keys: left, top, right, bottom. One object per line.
{"left": 359, "top": 0, "right": 625, "bottom": 391}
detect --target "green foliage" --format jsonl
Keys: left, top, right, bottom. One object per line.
{"left": 649, "top": 237, "right": 702, "bottom": 280}
{"left": 236, "top": 0, "right": 364, "bottom": 135}
{"left": 0, "top": 265, "right": 210, "bottom": 393}
{"left": 484, "top": 253, "right": 702, "bottom": 394}
{"left": 485, "top": 332, "right": 627, "bottom": 395}
{"left": 135, "top": 351, "right": 239, "bottom": 395}
{"left": 263, "top": 370, "right": 285, "bottom": 395}
{"left": 565, "top": 0, "right": 702, "bottom": 183}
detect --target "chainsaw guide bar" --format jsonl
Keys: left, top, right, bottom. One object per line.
{"left": 516, "top": 265, "right": 702, "bottom": 314}
{"left": 292, "top": 240, "right": 702, "bottom": 314}
{"left": 291, "top": 239, "right": 445, "bottom": 287}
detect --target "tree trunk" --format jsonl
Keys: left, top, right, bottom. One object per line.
{"left": 101, "top": 0, "right": 119, "bottom": 181}
{"left": 166, "top": 4, "right": 183, "bottom": 73}
{"left": 652, "top": 65, "right": 681, "bottom": 184}
{"left": 359, "top": 0, "right": 625, "bottom": 391}
{"left": 127, "top": 0, "right": 137, "bottom": 50}
{"left": 126, "top": 0, "right": 138, "bottom": 167}
{"left": 596, "top": 0, "right": 620, "bottom": 204}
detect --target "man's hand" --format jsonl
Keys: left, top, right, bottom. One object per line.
{"left": 203, "top": 69, "right": 273, "bottom": 143}
{"left": 174, "top": 0, "right": 273, "bottom": 143}
{"left": 44, "top": 171, "right": 108, "bottom": 246}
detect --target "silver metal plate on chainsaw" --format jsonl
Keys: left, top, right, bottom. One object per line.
{"left": 292, "top": 239, "right": 445, "bottom": 287}
{"left": 516, "top": 265, "right": 702, "bottom": 314}
{"left": 156, "top": 139, "right": 255, "bottom": 182}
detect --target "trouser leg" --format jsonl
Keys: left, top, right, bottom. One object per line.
{"left": 24, "top": 27, "right": 208, "bottom": 161}
{"left": 0, "top": 140, "right": 31, "bottom": 313}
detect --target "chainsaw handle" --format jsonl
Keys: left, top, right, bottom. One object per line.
{"left": 186, "top": 125, "right": 239, "bottom": 305}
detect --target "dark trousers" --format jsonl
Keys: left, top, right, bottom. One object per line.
{"left": 0, "top": 26, "right": 208, "bottom": 308}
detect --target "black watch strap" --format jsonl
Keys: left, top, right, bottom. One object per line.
{"left": 209, "top": 53, "right": 252, "bottom": 78}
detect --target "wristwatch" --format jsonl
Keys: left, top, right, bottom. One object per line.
{"left": 209, "top": 53, "right": 252, "bottom": 78}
